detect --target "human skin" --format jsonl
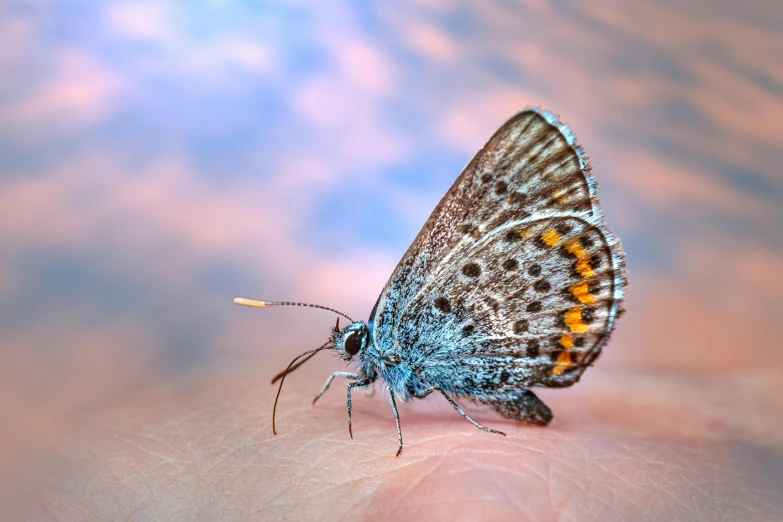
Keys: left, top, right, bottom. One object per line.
{"left": 9, "top": 361, "right": 783, "bottom": 521}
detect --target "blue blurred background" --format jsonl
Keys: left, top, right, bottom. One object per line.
{"left": 1, "top": 0, "right": 781, "bottom": 488}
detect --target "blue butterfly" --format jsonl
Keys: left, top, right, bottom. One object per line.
{"left": 235, "top": 107, "right": 627, "bottom": 456}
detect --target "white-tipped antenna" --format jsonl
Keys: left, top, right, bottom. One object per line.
{"left": 233, "top": 296, "right": 353, "bottom": 323}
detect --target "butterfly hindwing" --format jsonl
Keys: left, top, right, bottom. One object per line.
{"left": 398, "top": 215, "right": 623, "bottom": 394}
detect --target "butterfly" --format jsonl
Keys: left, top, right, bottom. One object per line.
{"left": 235, "top": 107, "right": 627, "bottom": 456}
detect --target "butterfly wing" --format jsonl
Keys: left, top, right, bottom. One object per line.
{"left": 369, "top": 107, "right": 626, "bottom": 395}
{"left": 399, "top": 214, "right": 623, "bottom": 391}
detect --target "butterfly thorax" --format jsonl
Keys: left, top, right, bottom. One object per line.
{"left": 361, "top": 337, "right": 426, "bottom": 400}
{"left": 334, "top": 320, "right": 424, "bottom": 400}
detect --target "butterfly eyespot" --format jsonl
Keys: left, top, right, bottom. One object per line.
{"left": 504, "top": 230, "right": 521, "bottom": 243}
{"left": 433, "top": 296, "right": 451, "bottom": 313}
{"left": 513, "top": 319, "right": 529, "bottom": 335}
{"left": 533, "top": 279, "right": 551, "bottom": 293}
{"left": 462, "top": 262, "right": 481, "bottom": 277}
{"left": 527, "top": 264, "right": 542, "bottom": 277}
{"left": 556, "top": 223, "right": 573, "bottom": 235}
{"left": 344, "top": 332, "right": 362, "bottom": 356}
{"left": 582, "top": 307, "right": 595, "bottom": 323}
{"left": 526, "top": 301, "right": 542, "bottom": 313}
{"left": 527, "top": 339, "right": 540, "bottom": 357}
{"left": 502, "top": 258, "right": 518, "bottom": 271}
{"left": 495, "top": 180, "right": 508, "bottom": 195}
{"left": 484, "top": 296, "right": 499, "bottom": 311}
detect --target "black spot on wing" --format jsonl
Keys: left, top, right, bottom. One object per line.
{"left": 458, "top": 223, "right": 478, "bottom": 237}
{"left": 504, "top": 230, "right": 521, "bottom": 243}
{"left": 556, "top": 223, "right": 573, "bottom": 235}
{"left": 513, "top": 320, "right": 529, "bottom": 335}
{"left": 434, "top": 296, "right": 451, "bottom": 313}
{"left": 462, "top": 262, "right": 481, "bottom": 277}
{"left": 533, "top": 279, "right": 551, "bottom": 292}
{"left": 508, "top": 192, "right": 526, "bottom": 205}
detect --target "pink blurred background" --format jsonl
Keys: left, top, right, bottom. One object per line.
{"left": 0, "top": 0, "right": 781, "bottom": 501}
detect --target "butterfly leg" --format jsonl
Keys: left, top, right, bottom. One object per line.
{"left": 433, "top": 386, "right": 506, "bottom": 436}
{"left": 313, "top": 372, "right": 358, "bottom": 405}
{"left": 387, "top": 388, "right": 404, "bottom": 457}
{"left": 346, "top": 378, "right": 373, "bottom": 439}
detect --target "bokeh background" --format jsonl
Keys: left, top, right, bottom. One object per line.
{"left": 1, "top": 0, "right": 781, "bottom": 502}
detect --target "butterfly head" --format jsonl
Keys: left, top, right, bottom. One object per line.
{"left": 332, "top": 319, "right": 369, "bottom": 361}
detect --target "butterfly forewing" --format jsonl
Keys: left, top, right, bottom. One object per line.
{"left": 370, "top": 107, "right": 626, "bottom": 394}
{"left": 371, "top": 110, "right": 600, "bottom": 338}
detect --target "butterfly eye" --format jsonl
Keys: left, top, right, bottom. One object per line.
{"left": 344, "top": 332, "right": 362, "bottom": 356}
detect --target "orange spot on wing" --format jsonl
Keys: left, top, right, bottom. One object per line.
{"left": 569, "top": 281, "right": 596, "bottom": 303}
{"left": 565, "top": 238, "right": 594, "bottom": 277}
{"left": 559, "top": 334, "right": 574, "bottom": 348}
{"left": 541, "top": 229, "right": 562, "bottom": 247}
{"left": 574, "top": 258, "right": 593, "bottom": 278}
{"left": 552, "top": 351, "right": 572, "bottom": 375}
{"left": 564, "top": 306, "right": 589, "bottom": 333}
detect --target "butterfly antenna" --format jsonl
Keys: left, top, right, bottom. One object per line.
{"left": 270, "top": 350, "right": 319, "bottom": 384}
{"left": 233, "top": 297, "right": 353, "bottom": 323}
{"left": 272, "top": 342, "right": 333, "bottom": 435}
{"left": 269, "top": 317, "right": 342, "bottom": 384}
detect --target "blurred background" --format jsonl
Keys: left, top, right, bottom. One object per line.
{"left": 0, "top": 0, "right": 781, "bottom": 494}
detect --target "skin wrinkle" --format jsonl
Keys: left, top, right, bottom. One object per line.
{"left": 484, "top": 471, "right": 536, "bottom": 519}
{"left": 599, "top": 450, "right": 706, "bottom": 519}
{"left": 550, "top": 454, "right": 598, "bottom": 513}
{"left": 36, "top": 491, "right": 56, "bottom": 522}
{"left": 123, "top": 475, "right": 177, "bottom": 522}
{"left": 585, "top": 457, "right": 649, "bottom": 516}
{"left": 389, "top": 452, "right": 448, "bottom": 505}
{"left": 297, "top": 466, "right": 390, "bottom": 517}
{"left": 339, "top": 459, "right": 426, "bottom": 519}
{"left": 568, "top": 446, "right": 610, "bottom": 510}
{"left": 268, "top": 433, "right": 396, "bottom": 506}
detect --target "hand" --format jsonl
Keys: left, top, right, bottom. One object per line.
{"left": 12, "top": 362, "right": 782, "bottom": 520}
